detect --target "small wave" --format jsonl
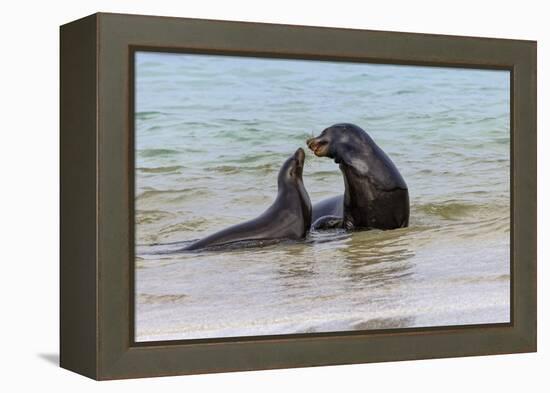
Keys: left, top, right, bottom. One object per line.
{"left": 140, "top": 237, "right": 303, "bottom": 255}
{"left": 210, "top": 127, "right": 271, "bottom": 142}
{"left": 224, "top": 152, "right": 286, "bottom": 164}
{"left": 492, "top": 137, "right": 509, "bottom": 145}
{"left": 177, "top": 121, "right": 207, "bottom": 126}
{"left": 463, "top": 215, "right": 510, "bottom": 233}
{"left": 138, "top": 293, "right": 188, "bottom": 304}
{"left": 426, "top": 213, "right": 509, "bottom": 237}
{"left": 136, "top": 165, "right": 184, "bottom": 174}
{"left": 307, "top": 228, "right": 350, "bottom": 244}
{"left": 353, "top": 316, "right": 416, "bottom": 330}
{"left": 137, "top": 61, "right": 165, "bottom": 68}
{"left": 447, "top": 274, "right": 510, "bottom": 285}
{"left": 395, "top": 89, "right": 417, "bottom": 95}
{"left": 145, "top": 125, "right": 163, "bottom": 132}
{"left": 158, "top": 218, "right": 210, "bottom": 235}
{"left": 136, "top": 111, "right": 165, "bottom": 120}
{"left": 135, "top": 209, "right": 175, "bottom": 225}
{"left": 136, "top": 188, "right": 208, "bottom": 202}
{"left": 465, "top": 116, "right": 498, "bottom": 124}
{"left": 208, "top": 165, "right": 240, "bottom": 174}
{"left": 207, "top": 163, "right": 279, "bottom": 175}
{"left": 136, "top": 240, "right": 195, "bottom": 256}
{"left": 406, "top": 113, "right": 431, "bottom": 120}
{"left": 138, "top": 148, "right": 179, "bottom": 158}
{"left": 217, "top": 118, "right": 243, "bottom": 123}
{"left": 415, "top": 201, "right": 479, "bottom": 220}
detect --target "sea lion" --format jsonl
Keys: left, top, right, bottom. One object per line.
{"left": 311, "top": 195, "right": 344, "bottom": 226}
{"left": 184, "top": 148, "right": 312, "bottom": 250}
{"left": 307, "top": 123, "right": 409, "bottom": 230}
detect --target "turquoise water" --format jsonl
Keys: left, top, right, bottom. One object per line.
{"left": 134, "top": 52, "right": 510, "bottom": 341}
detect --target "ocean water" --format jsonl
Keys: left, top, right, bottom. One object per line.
{"left": 134, "top": 52, "right": 510, "bottom": 342}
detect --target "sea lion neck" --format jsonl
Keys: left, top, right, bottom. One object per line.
{"left": 333, "top": 141, "right": 371, "bottom": 175}
{"left": 277, "top": 158, "right": 293, "bottom": 190}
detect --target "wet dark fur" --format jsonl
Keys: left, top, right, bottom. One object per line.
{"left": 307, "top": 123, "right": 409, "bottom": 230}
{"left": 185, "top": 148, "right": 312, "bottom": 250}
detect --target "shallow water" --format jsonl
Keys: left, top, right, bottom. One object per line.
{"left": 134, "top": 52, "right": 510, "bottom": 341}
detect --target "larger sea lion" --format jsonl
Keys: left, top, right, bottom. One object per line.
{"left": 184, "top": 148, "right": 312, "bottom": 250}
{"left": 307, "top": 123, "right": 409, "bottom": 230}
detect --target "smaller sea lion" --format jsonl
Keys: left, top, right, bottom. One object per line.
{"left": 185, "top": 148, "right": 312, "bottom": 250}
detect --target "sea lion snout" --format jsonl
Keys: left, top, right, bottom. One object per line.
{"left": 294, "top": 147, "right": 305, "bottom": 165}
{"left": 306, "top": 137, "right": 318, "bottom": 149}
{"left": 306, "top": 136, "right": 329, "bottom": 157}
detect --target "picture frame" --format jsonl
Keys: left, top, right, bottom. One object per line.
{"left": 60, "top": 12, "right": 536, "bottom": 380}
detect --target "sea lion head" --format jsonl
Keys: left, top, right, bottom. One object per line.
{"left": 306, "top": 123, "right": 368, "bottom": 163}
{"left": 277, "top": 148, "right": 312, "bottom": 230}
{"left": 307, "top": 123, "right": 408, "bottom": 191}
{"left": 278, "top": 148, "right": 306, "bottom": 188}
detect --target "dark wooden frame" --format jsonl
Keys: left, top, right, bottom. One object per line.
{"left": 60, "top": 12, "right": 537, "bottom": 380}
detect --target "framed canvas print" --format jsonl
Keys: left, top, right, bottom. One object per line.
{"left": 60, "top": 13, "right": 536, "bottom": 380}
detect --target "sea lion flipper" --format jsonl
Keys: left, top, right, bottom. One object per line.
{"left": 312, "top": 215, "right": 343, "bottom": 230}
